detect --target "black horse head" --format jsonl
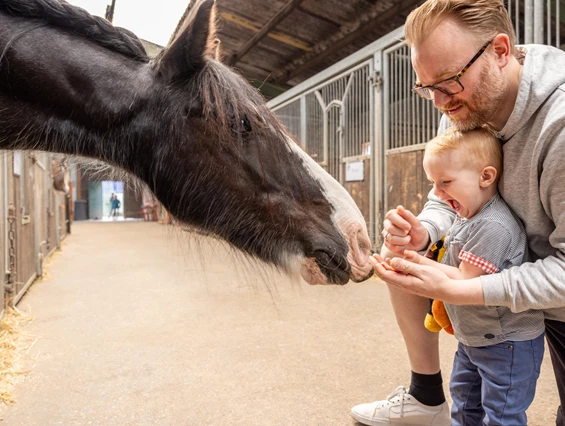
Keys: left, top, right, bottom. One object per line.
{"left": 0, "top": 0, "right": 374, "bottom": 284}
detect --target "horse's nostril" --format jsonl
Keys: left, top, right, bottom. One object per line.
{"left": 356, "top": 239, "right": 373, "bottom": 258}
{"left": 354, "top": 227, "right": 373, "bottom": 256}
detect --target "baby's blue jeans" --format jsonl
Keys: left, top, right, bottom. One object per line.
{"left": 450, "top": 333, "right": 545, "bottom": 425}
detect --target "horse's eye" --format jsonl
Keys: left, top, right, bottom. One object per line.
{"left": 241, "top": 118, "right": 252, "bottom": 133}
{"left": 232, "top": 117, "right": 252, "bottom": 135}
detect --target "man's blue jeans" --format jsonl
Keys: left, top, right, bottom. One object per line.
{"left": 450, "top": 333, "right": 545, "bottom": 425}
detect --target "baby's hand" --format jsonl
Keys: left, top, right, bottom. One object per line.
{"left": 371, "top": 253, "right": 396, "bottom": 272}
{"left": 382, "top": 205, "right": 429, "bottom": 253}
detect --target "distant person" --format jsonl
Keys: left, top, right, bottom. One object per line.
{"left": 108, "top": 193, "right": 115, "bottom": 218}
{"left": 109, "top": 193, "right": 119, "bottom": 218}
{"left": 112, "top": 196, "right": 121, "bottom": 218}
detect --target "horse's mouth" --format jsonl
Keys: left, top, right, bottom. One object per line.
{"left": 312, "top": 250, "right": 351, "bottom": 285}
{"left": 349, "top": 268, "right": 375, "bottom": 283}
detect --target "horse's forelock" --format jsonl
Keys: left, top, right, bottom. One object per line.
{"left": 196, "top": 61, "right": 289, "bottom": 145}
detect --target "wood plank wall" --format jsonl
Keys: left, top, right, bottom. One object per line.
{"left": 386, "top": 149, "right": 432, "bottom": 216}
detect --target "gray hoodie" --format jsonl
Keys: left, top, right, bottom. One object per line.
{"left": 421, "top": 44, "right": 565, "bottom": 322}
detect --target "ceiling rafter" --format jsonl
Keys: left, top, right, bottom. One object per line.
{"left": 228, "top": 0, "right": 308, "bottom": 66}
{"left": 220, "top": 11, "right": 311, "bottom": 52}
{"left": 271, "top": 0, "right": 423, "bottom": 85}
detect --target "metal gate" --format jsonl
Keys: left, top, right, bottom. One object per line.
{"left": 273, "top": 59, "right": 377, "bottom": 240}
{"left": 307, "top": 63, "right": 372, "bottom": 182}
{"left": 505, "top": 0, "right": 564, "bottom": 46}
{"left": 383, "top": 41, "right": 441, "bottom": 217}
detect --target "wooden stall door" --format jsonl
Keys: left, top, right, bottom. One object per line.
{"left": 12, "top": 154, "right": 37, "bottom": 305}
{"left": 343, "top": 160, "right": 371, "bottom": 232}
{"left": 386, "top": 149, "right": 432, "bottom": 215}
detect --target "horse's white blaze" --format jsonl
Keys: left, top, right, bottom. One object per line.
{"left": 286, "top": 137, "right": 373, "bottom": 284}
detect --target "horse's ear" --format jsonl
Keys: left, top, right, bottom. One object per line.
{"left": 155, "top": 0, "right": 217, "bottom": 81}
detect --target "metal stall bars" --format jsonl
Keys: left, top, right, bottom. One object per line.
{"left": 272, "top": 61, "right": 376, "bottom": 243}
{"left": 269, "top": 27, "right": 403, "bottom": 247}
{"left": 505, "top": 0, "right": 564, "bottom": 47}
{"left": 383, "top": 41, "right": 441, "bottom": 219}
{"left": 308, "top": 61, "right": 372, "bottom": 182}
{"left": 274, "top": 98, "right": 302, "bottom": 148}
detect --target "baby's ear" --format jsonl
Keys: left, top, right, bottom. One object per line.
{"left": 480, "top": 166, "right": 498, "bottom": 187}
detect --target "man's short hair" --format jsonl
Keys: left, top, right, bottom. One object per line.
{"left": 405, "top": 0, "right": 516, "bottom": 53}
{"left": 425, "top": 127, "right": 503, "bottom": 176}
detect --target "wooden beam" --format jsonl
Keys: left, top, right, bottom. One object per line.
{"left": 228, "top": 0, "right": 308, "bottom": 65}
{"left": 272, "top": 0, "right": 424, "bottom": 85}
{"left": 220, "top": 11, "right": 311, "bottom": 52}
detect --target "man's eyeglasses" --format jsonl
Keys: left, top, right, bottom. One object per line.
{"left": 412, "top": 39, "right": 494, "bottom": 100}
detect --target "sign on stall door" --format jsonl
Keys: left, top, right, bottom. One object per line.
{"left": 345, "top": 161, "right": 364, "bottom": 182}
{"left": 13, "top": 152, "right": 22, "bottom": 176}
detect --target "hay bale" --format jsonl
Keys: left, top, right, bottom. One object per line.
{"left": 0, "top": 307, "right": 34, "bottom": 406}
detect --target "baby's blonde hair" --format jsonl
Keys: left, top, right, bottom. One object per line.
{"left": 425, "top": 127, "right": 502, "bottom": 176}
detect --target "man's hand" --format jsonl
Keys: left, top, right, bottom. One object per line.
{"left": 382, "top": 205, "right": 430, "bottom": 254}
{"left": 371, "top": 251, "right": 485, "bottom": 306}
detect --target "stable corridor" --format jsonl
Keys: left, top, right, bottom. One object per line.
{"left": 0, "top": 222, "right": 558, "bottom": 425}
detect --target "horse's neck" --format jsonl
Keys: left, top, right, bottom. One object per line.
{"left": 0, "top": 13, "right": 154, "bottom": 166}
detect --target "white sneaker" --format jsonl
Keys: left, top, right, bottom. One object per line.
{"left": 351, "top": 386, "right": 451, "bottom": 426}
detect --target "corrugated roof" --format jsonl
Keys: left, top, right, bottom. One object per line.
{"left": 170, "top": 0, "right": 425, "bottom": 97}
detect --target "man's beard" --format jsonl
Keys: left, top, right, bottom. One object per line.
{"left": 441, "top": 62, "right": 506, "bottom": 131}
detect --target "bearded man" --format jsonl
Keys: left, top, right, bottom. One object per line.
{"left": 351, "top": 1, "right": 565, "bottom": 425}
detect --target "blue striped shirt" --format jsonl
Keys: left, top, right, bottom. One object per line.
{"left": 442, "top": 194, "right": 545, "bottom": 347}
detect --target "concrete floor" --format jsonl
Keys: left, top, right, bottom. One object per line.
{"left": 0, "top": 221, "right": 559, "bottom": 425}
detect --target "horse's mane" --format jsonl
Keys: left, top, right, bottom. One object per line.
{"left": 0, "top": 0, "right": 149, "bottom": 62}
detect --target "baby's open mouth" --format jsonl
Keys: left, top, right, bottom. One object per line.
{"left": 447, "top": 199, "right": 461, "bottom": 212}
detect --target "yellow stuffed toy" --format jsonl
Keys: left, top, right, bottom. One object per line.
{"left": 423, "top": 239, "right": 454, "bottom": 335}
